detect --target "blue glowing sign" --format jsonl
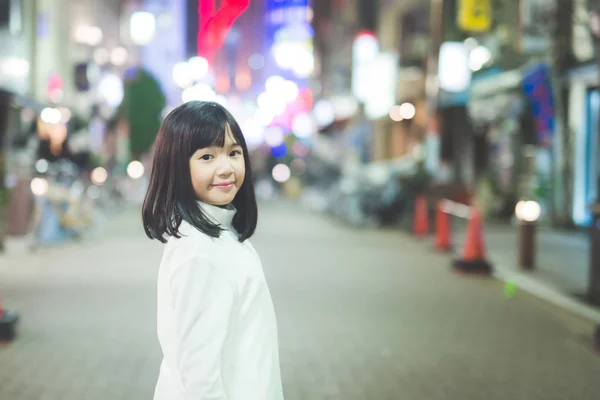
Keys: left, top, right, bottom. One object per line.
{"left": 522, "top": 64, "right": 555, "bottom": 148}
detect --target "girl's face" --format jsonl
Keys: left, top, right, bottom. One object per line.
{"left": 189, "top": 125, "right": 246, "bottom": 206}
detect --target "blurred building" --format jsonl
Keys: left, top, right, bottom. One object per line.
{"left": 0, "top": 0, "right": 130, "bottom": 113}
{"left": 0, "top": 0, "right": 132, "bottom": 238}
{"left": 566, "top": 0, "right": 599, "bottom": 227}
{"left": 369, "top": 0, "right": 594, "bottom": 226}
{"left": 377, "top": 0, "right": 429, "bottom": 161}
{"left": 2, "top": 0, "right": 600, "bottom": 232}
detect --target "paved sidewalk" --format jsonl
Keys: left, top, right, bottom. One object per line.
{"left": 440, "top": 216, "right": 600, "bottom": 322}
{"left": 1, "top": 202, "right": 600, "bottom": 400}
{"left": 474, "top": 222, "right": 588, "bottom": 294}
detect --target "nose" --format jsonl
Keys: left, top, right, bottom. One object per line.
{"left": 215, "top": 156, "right": 235, "bottom": 177}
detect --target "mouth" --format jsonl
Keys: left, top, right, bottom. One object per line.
{"left": 212, "top": 182, "right": 235, "bottom": 189}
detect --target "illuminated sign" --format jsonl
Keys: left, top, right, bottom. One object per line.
{"left": 197, "top": 0, "right": 250, "bottom": 62}
{"left": 457, "top": 0, "right": 491, "bottom": 32}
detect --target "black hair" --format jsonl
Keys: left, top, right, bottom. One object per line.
{"left": 142, "top": 101, "right": 258, "bottom": 243}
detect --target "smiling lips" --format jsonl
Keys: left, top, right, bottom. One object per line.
{"left": 212, "top": 182, "right": 235, "bottom": 189}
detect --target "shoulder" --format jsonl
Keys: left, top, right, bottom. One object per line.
{"left": 165, "top": 221, "right": 215, "bottom": 254}
{"left": 159, "top": 222, "right": 216, "bottom": 272}
{"left": 161, "top": 234, "right": 228, "bottom": 284}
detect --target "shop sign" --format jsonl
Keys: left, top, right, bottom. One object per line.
{"left": 457, "top": 0, "right": 492, "bottom": 33}
{"left": 522, "top": 64, "right": 555, "bottom": 148}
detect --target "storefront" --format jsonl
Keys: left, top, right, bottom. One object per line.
{"left": 568, "top": 63, "right": 600, "bottom": 226}
{"left": 467, "top": 67, "right": 540, "bottom": 218}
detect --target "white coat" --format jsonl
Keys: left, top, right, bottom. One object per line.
{"left": 153, "top": 202, "right": 284, "bottom": 400}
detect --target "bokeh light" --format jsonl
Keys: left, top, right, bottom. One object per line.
{"left": 272, "top": 164, "right": 291, "bottom": 183}
{"left": 127, "top": 161, "right": 145, "bottom": 180}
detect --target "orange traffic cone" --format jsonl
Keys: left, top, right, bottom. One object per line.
{"left": 435, "top": 203, "right": 452, "bottom": 252}
{"left": 452, "top": 207, "right": 492, "bottom": 274}
{"left": 413, "top": 196, "right": 429, "bottom": 237}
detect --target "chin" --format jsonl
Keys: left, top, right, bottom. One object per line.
{"left": 205, "top": 194, "right": 236, "bottom": 206}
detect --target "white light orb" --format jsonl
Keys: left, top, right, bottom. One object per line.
{"left": 31, "top": 178, "right": 49, "bottom": 196}
{"left": 182, "top": 83, "right": 216, "bottom": 103}
{"left": 257, "top": 92, "right": 286, "bottom": 116}
{"left": 40, "top": 108, "right": 61, "bottom": 124}
{"left": 464, "top": 37, "right": 478, "bottom": 50}
{"left": 468, "top": 45, "right": 492, "bottom": 72}
{"left": 35, "top": 159, "right": 49, "bottom": 174}
{"left": 292, "top": 113, "right": 316, "bottom": 138}
{"left": 313, "top": 99, "right": 335, "bottom": 127}
{"left": 1, "top": 57, "right": 29, "bottom": 78}
{"left": 127, "top": 161, "right": 145, "bottom": 179}
{"left": 110, "top": 47, "right": 128, "bottom": 66}
{"left": 86, "top": 26, "right": 103, "bottom": 46}
{"left": 438, "top": 42, "right": 471, "bottom": 92}
{"left": 515, "top": 201, "right": 541, "bottom": 222}
{"left": 273, "top": 102, "right": 287, "bottom": 116}
{"left": 74, "top": 25, "right": 103, "bottom": 46}
{"left": 214, "top": 95, "right": 228, "bottom": 107}
{"left": 281, "top": 80, "right": 299, "bottom": 103}
{"left": 265, "top": 75, "right": 286, "bottom": 94}
{"left": 255, "top": 108, "right": 275, "bottom": 126}
{"left": 188, "top": 56, "right": 209, "bottom": 80}
{"left": 93, "top": 48, "right": 110, "bottom": 65}
{"left": 389, "top": 105, "right": 403, "bottom": 122}
{"left": 353, "top": 32, "right": 379, "bottom": 63}
{"left": 172, "top": 62, "right": 193, "bottom": 88}
{"left": 242, "top": 118, "right": 265, "bottom": 148}
{"left": 98, "top": 74, "right": 124, "bottom": 108}
{"left": 272, "top": 164, "right": 291, "bottom": 183}
{"left": 292, "top": 51, "right": 314, "bottom": 77}
{"left": 272, "top": 43, "right": 297, "bottom": 70}
{"left": 130, "top": 12, "right": 156, "bottom": 45}
{"left": 399, "top": 102, "right": 416, "bottom": 120}
{"left": 257, "top": 92, "right": 270, "bottom": 109}
{"left": 265, "top": 127, "right": 285, "bottom": 147}
{"left": 91, "top": 167, "right": 108, "bottom": 185}
{"left": 59, "top": 107, "right": 72, "bottom": 123}
{"left": 332, "top": 96, "right": 358, "bottom": 119}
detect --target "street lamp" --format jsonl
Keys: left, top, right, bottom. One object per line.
{"left": 515, "top": 200, "right": 541, "bottom": 270}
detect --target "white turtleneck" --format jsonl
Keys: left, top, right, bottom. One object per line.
{"left": 153, "top": 202, "right": 284, "bottom": 400}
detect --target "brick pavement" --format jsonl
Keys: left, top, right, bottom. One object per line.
{"left": 1, "top": 203, "right": 599, "bottom": 400}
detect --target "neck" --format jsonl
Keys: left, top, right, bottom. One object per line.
{"left": 197, "top": 201, "right": 237, "bottom": 228}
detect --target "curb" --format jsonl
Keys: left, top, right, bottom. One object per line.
{"left": 493, "top": 265, "right": 600, "bottom": 324}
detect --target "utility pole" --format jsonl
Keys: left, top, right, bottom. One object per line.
{"left": 586, "top": 0, "right": 600, "bottom": 305}
{"left": 0, "top": 90, "right": 17, "bottom": 253}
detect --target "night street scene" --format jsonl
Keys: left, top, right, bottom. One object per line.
{"left": 1, "top": 0, "right": 600, "bottom": 399}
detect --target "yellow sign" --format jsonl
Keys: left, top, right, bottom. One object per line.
{"left": 457, "top": 0, "right": 492, "bottom": 32}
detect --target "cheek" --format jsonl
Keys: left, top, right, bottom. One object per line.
{"left": 236, "top": 158, "right": 246, "bottom": 179}
{"left": 190, "top": 163, "right": 210, "bottom": 188}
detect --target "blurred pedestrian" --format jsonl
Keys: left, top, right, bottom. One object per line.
{"left": 118, "top": 67, "right": 165, "bottom": 162}
{"left": 142, "top": 101, "right": 284, "bottom": 400}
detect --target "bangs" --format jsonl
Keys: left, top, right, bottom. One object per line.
{"left": 186, "top": 102, "right": 243, "bottom": 157}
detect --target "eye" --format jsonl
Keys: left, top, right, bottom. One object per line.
{"left": 200, "top": 154, "right": 213, "bottom": 161}
{"left": 230, "top": 149, "right": 243, "bottom": 157}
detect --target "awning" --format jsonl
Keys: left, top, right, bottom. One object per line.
{"left": 469, "top": 69, "right": 522, "bottom": 100}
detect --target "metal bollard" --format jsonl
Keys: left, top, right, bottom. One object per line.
{"left": 515, "top": 200, "right": 541, "bottom": 271}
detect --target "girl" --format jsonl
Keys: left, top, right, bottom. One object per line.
{"left": 142, "top": 101, "right": 284, "bottom": 399}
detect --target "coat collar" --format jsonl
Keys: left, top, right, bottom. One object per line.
{"left": 197, "top": 201, "right": 236, "bottom": 228}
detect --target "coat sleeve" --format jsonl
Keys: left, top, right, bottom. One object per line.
{"left": 168, "top": 254, "right": 234, "bottom": 400}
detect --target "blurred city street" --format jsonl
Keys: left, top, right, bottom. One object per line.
{"left": 1, "top": 201, "right": 599, "bottom": 400}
